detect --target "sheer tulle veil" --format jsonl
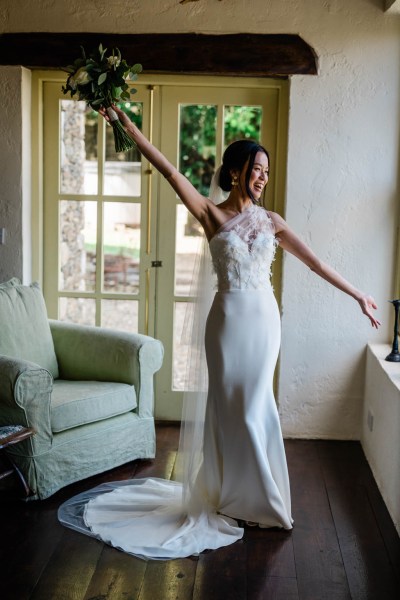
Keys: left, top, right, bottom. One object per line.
{"left": 174, "top": 166, "right": 228, "bottom": 509}
{"left": 57, "top": 166, "right": 244, "bottom": 560}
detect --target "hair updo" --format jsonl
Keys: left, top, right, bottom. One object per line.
{"left": 219, "top": 140, "right": 270, "bottom": 204}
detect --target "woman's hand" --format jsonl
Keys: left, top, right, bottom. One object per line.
{"left": 357, "top": 294, "right": 381, "bottom": 328}
{"left": 98, "top": 104, "right": 132, "bottom": 128}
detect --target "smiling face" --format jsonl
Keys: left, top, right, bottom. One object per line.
{"left": 248, "top": 151, "right": 269, "bottom": 200}
{"left": 234, "top": 150, "right": 269, "bottom": 202}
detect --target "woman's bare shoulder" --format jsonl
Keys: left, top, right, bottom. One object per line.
{"left": 265, "top": 210, "right": 287, "bottom": 233}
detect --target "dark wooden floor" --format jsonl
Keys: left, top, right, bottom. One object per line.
{"left": 1, "top": 424, "right": 399, "bottom": 600}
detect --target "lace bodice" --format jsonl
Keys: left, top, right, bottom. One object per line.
{"left": 209, "top": 204, "right": 277, "bottom": 291}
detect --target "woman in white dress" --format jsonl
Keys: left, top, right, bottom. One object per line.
{"left": 59, "top": 106, "right": 380, "bottom": 560}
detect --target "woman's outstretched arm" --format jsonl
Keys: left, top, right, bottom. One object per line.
{"left": 270, "top": 211, "right": 381, "bottom": 328}
{"left": 100, "top": 105, "right": 211, "bottom": 224}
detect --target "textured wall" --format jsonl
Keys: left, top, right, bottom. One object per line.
{"left": 362, "top": 344, "right": 400, "bottom": 534}
{"left": 0, "top": 67, "right": 24, "bottom": 282}
{"left": 1, "top": 0, "right": 399, "bottom": 438}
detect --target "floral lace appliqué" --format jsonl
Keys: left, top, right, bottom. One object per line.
{"left": 209, "top": 205, "right": 277, "bottom": 291}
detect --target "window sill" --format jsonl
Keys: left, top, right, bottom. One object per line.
{"left": 368, "top": 343, "right": 400, "bottom": 393}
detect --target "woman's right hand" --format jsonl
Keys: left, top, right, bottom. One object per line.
{"left": 357, "top": 294, "right": 381, "bottom": 329}
{"left": 99, "top": 104, "right": 132, "bottom": 129}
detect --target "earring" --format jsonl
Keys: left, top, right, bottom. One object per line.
{"left": 231, "top": 175, "right": 238, "bottom": 187}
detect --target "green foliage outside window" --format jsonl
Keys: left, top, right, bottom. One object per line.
{"left": 180, "top": 104, "right": 262, "bottom": 196}
{"left": 85, "top": 102, "right": 261, "bottom": 190}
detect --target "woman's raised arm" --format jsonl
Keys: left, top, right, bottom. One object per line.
{"left": 100, "top": 105, "right": 211, "bottom": 224}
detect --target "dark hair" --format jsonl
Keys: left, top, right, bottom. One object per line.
{"left": 219, "top": 140, "right": 270, "bottom": 204}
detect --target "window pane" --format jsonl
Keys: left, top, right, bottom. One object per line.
{"left": 101, "top": 300, "right": 138, "bottom": 333}
{"left": 104, "top": 103, "right": 143, "bottom": 197}
{"left": 103, "top": 202, "right": 141, "bottom": 293}
{"left": 175, "top": 205, "right": 203, "bottom": 296}
{"left": 179, "top": 104, "right": 216, "bottom": 196}
{"left": 59, "top": 297, "right": 95, "bottom": 326}
{"left": 172, "top": 301, "right": 204, "bottom": 392}
{"left": 60, "top": 100, "right": 98, "bottom": 195}
{"left": 223, "top": 105, "right": 262, "bottom": 148}
{"left": 59, "top": 200, "right": 96, "bottom": 292}
{"left": 173, "top": 302, "right": 191, "bottom": 391}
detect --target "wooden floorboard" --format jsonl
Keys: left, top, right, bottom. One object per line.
{"left": 0, "top": 501, "right": 64, "bottom": 600}
{"left": 318, "top": 442, "right": 399, "bottom": 600}
{"left": 286, "top": 441, "right": 352, "bottom": 600}
{"left": 1, "top": 426, "right": 399, "bottom": 600}
{"left": 139, "top": 559, "right": 197, "bottom": 600}
{"left": 83, "top": 546, "right": 148, "bottom": 600}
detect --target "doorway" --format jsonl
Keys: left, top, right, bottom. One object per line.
{"left": 40, "top": 74, "right": 288, "bottom": 419}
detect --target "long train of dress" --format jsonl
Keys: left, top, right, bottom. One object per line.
{"left": 58, "top": 203, "right": 293, "bottom": 560}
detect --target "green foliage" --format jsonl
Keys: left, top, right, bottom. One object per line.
{"left": 179, "top": 104, "right": 262, "bottom": 196}
{"left": 180, "top": 105, "right": 217, "bottom": 196}
{"left": 62, "top": 44, "right": 142, "bottom": 109}
{"left": 224, "top": 105, "right": 262, "bottom": 146}
{"left": 62, "top": 44, "right": 142, "bottom": 153}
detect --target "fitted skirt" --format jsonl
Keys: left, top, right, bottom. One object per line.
{"left": 203, "top": 288, "right": 293, "bottom": 529}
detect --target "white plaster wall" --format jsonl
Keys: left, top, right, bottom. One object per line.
{"left": 279, "top": 21, "right": 400, "bottom": 439}
{"left": 0, "top": 66, "right": 25, "bottom": 283}
{"left": 362, "top": 344, "right": 400, "bottom": 535}
{"left": 1, "top": 0, "right": 399, "bottom": 438}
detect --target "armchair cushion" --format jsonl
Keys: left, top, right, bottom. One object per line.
{"left": 0, "top": 278, "right": 59, "bottom": 378}
{"left": 51, "top": 380, "right": 137, "bottom": 432}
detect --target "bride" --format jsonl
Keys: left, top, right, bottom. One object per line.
{"left": 58, "top": 105, "right": 380, "bottom": 560}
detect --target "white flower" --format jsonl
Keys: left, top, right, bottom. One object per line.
{"left": 107, "top": 56, "right": 121, "bottom": 68}
{"left": 70, "top": 67, "right": 91, "bottom": 88}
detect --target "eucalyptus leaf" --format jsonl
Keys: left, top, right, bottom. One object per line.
{"left": 98, "top": 72, "right": 108, "bottom": 85}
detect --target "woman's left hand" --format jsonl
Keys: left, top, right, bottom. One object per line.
{"left": 358, "top": 294, "right": 381, "bottom": 328}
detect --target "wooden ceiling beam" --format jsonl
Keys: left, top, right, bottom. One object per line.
{"left": 0, "top": 32, "right": 317, "bottom": 76}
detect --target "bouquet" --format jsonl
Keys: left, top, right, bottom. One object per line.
{"left": 62, "top": 44, "right": 142, "bottom": 152}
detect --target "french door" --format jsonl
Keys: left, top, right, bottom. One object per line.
{"left": 41, "top": 75, "right": 288, "bottom": 420}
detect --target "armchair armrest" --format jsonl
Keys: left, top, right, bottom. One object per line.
{"left": 0, "top": 355, "right": 53, "bottom": 453}
{"left": 49, "top": 320, "right": 164, "bottom": 417}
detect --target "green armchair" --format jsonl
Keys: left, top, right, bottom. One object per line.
{"left": 0, "top": 278, "right": 163, "bottom": 499}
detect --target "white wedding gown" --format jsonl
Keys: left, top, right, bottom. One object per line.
{"left": 58, "top": 203, "right": 293, "bottom": 560}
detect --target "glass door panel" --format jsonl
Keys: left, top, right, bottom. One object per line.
{"left": 43, "top": 82, "right": 155, "bottom": 333}
{"left": 172, "top": 301, "right": 192, "bottom": 391}
{"left": 103, "top": 202, "right": 141, "bottom": 294}
{"left": 179, "top": 104, "right": 217, "bottom": 195}
{"left": 174, "top": 206, "right": 203, "bottom": 297}
{"left": 59, "top": 199, "right": 96, "bottom": 292}
{"left": 59, "top": 297, "right": 96, "bottom": 327}
{"left": 223, "top": 105, "right": 263, "bottom": 146}
{"left": 156, "top": 84, "right": 285, "bottom": 420}
{"left": 101, "top": 299, "right": 139, "bottom": 332}
{"left": 104, "top": 103, "right": 143, "bottom": 196}
{"left": 60, "top": 101, "right": 98, "bottom": 195}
